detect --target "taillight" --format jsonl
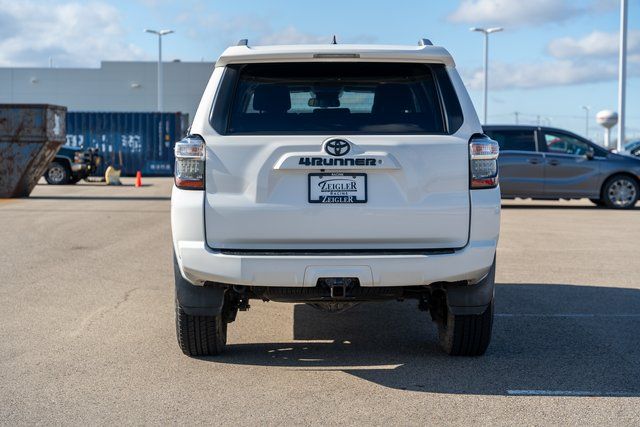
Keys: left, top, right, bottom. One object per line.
{"left": 174, "top": 135, "right": 205, "bottom": 190}
{"left": 469, "top": 134, "right": 499, "bottom": 189}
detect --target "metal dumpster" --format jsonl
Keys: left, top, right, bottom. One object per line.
{"left": 0, "top": 104, "right": 67, "bottom": 197}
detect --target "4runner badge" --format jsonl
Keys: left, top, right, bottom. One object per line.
{"left": 298, "top": 157, "right": 379, "bottom": 167}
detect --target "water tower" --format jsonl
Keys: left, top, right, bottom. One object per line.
{"left": 596, "top": 110, "right": 618, "bottom": 149}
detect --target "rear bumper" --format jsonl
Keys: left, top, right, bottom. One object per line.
{"left": 176, "top": 240, "right": 496, "bottom": 287}
{"left": 171, "top": 186, "right": 500, "bottom": 287}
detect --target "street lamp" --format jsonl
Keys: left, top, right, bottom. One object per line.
{"left": 145, "top": 29, "right": 174, "bottom": 112}
{"left": 617, "top": 0, "right": 628, "bottom": 151}
{"left": 470, "top": 27, "right": 503, "bottom": 125}
{"left": 581, "top": 105, "right": 590, "bottom": 138}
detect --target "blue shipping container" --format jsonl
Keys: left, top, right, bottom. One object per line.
{"left": 65, "top": 112, "right": 188, "bottom": 176}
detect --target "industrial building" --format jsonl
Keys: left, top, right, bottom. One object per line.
{"left": 0, "top": 61, "right": 214, "bottom": 177}
{"left": 0, "top": 61, "right": 215, "bottom": 121}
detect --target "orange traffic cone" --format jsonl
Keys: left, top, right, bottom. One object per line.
{"left": 135, "top": 171, "right": 142, "bottom": 187}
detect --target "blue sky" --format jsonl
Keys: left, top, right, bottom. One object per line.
{"left": 0, "top": 0, "right": 638, "bottom": 141}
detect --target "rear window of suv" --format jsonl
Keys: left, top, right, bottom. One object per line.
{"left": 211, "top": 62, "right": 463, "bottom": 135}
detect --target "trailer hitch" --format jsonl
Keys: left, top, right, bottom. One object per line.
{"left": 318, "top": 277, "right": 359, "bottom": 299}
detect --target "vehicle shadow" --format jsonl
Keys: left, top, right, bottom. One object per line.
{"left": 501, "top": 203, "right": 639, "bottom": 211}
{"left": 214, "top": 283, "right": 640, "bottom": 396}
{"left": 36, "top": 183, "right": 154, "bottom": 187}
{"left": 28, "top": 195, "right": 170, "bottom": 201}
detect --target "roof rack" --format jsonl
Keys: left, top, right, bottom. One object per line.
{"left": 237, "top": 39, "right": 248, "bottom": 46}
{"left": 418, "top": 38, "right": 433, "bottom": 46}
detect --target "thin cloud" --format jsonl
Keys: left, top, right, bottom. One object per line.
{"left": 257, "top": 27, "right": 334, "bottom": 45}
{"left": 463, "top": 59, "right": 638, "bottom": 90}
{"left": 448, "top": 0, "right": 582, "bottom": 27}
{"left": 548, "top": 30, "right": 640, "bottom": 61}
{"left": 256, "top": 26, "right": 376, "bottom": 46}
{"left": 590, "top": 0, "right": 619, "bottom": 12}
{"left": 182, "top": 10, "right": 376, "bottom": 49}
{"left": 0, "top": 0, "right": 148, "bottom": 67}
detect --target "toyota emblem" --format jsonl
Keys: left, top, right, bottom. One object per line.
{"left": 324, "top": 139, "right": 351, "bottom": 157}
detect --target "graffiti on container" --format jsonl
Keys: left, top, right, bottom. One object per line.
{"left": 66, "top": 134, "right": 142, "bottom": 153}
{"left": 65, "top": 134, "right": 84, "bottom": 148}
{"left": 121, "top": 134, "right": 142, "bottom": 152}
{"left": 146, "top": 161, "right": 173, "bottom": 172}
{"left": 53, "top": 114, "right": 62, "bottom": 136}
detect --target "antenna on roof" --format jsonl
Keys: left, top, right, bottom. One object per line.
{"left": 237, "top": 39, "right": 248, "bottom": 46}
{"left": 418, "top": 38, "right": 433, "bottom": 46}
{"left": 331, "top": 35, "right": 337, "bottom": 45}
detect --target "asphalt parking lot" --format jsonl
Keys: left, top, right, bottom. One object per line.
{"left": 1, "top": 178, "right": 639, "bottom": 425}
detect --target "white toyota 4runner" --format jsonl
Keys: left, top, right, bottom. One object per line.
{"left": 171, "top": 39, "right": 500, "bottom": 357}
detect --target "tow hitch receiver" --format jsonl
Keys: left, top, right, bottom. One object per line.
{"left": 318, "top": 277, "right": 359, "bottom": 299}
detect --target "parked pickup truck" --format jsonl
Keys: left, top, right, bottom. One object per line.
{"left": 44, "top": 146, "right": 101, "bottom": 185}
{"left": 171, "top": 39, "right": 501, "bottom": 357}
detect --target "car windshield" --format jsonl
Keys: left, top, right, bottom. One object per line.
{"left": 223, "top": 62, "right": 462, "bottom": 135}
{"left": 624, "top": 141, "right": 640, "bottom": 151}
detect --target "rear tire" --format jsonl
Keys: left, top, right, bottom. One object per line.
{"left": 44, "top": 162, "right": 70, "bottom": 185}
{"left": 175, "top": 299, "right": 227, "bottom": 357}
{"left": 437, "top": 300, "right": 494, "bottom": 356}
{"left": 602, "top": 174, "right": 639, "bottom": 209}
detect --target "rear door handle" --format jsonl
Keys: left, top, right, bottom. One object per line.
{"left": 528, "top": 158, "right": 541, "bottom": 165}
{"left": 548, "top": 160, "right": 560, "bottom": 166}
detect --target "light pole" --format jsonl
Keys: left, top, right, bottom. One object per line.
{"left": 617, "top": 0, "right": 628, "bottom": 151}
{"left": 145, "top": 29, "right": 174, "bottom": 112}
{"left": 581, "top": 105, "right": 590, "bottom": 138}
{"left": 470, "top": 26, "right": 503, "bottom": 125}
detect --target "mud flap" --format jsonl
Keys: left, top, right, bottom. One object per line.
{"left": 444, "top": 256, "right": 496, "bottom": 315}
{"left": 174, "top": 253, "right": 226, "bottom": 316}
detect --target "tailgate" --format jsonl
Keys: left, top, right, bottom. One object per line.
{"left": 204, "top": 135, "right": 469, "bottom": 250}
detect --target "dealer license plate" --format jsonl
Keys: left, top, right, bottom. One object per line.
{"left": 308, "top": 173, "right": 367, "bottom": 204}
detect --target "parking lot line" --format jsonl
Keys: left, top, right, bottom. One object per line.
{"left": 496, "top": 313, "right": 640, "bottom": 318}
{"left": 507, "top": 390, "right": 639, "bottom": 397}
{"left": 290, "top": 365, "right": 403, "bottom": 371}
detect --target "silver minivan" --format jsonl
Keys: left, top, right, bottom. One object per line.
{"left": 484, "top": 125, "right": 640, "bottom": 209}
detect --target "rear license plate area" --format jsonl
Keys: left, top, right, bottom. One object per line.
{"left": 308, "top": 173, "right": 367, "bottom": 203}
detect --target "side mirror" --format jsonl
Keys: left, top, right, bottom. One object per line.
{"left": 586, "top": 149, "right": 595, "bottom": 160}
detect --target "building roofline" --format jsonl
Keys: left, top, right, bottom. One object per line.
{"left": 0, "top": 60, "right": 215, "bottom": 71}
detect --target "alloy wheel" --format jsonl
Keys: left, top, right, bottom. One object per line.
{"left": 607, "top": 178, "right": 637, "bottom": 208}
{"left": 48, "top": 166, "right": 66, "bottom": 184}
